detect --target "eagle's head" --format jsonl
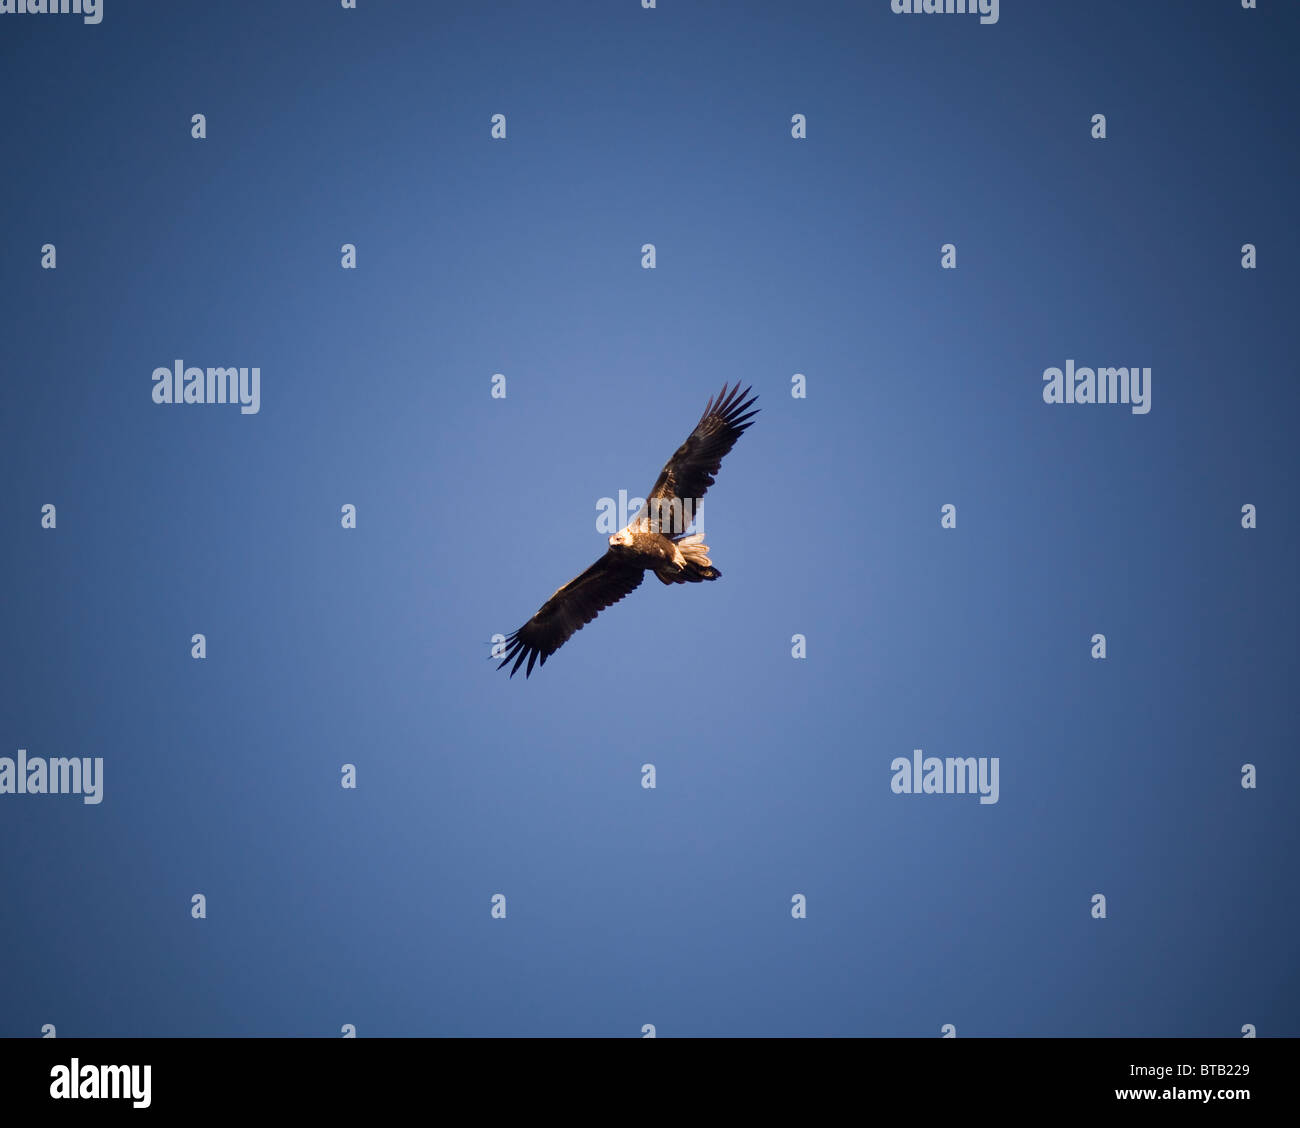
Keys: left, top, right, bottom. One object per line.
{"left": 609, "top": 529, "right": 634, "bottom": 551}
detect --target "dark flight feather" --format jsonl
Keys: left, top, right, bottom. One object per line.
{"left": 643, "top": 382, "right": 759, "bottom": 535}
{"left": 497, "top": 556, "right": 645, "bottom": 677}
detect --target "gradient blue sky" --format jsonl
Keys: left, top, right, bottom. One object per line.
{"left": 1, "top": 1, "right": 1296, "bottom": 1037}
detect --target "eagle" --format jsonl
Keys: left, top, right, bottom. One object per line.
{"left": 497, "top": 383, "right": 759, "bottom": 678}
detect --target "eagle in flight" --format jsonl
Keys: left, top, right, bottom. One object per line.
{"left": 497, "top": 383, "right": 759, "bottom": 677}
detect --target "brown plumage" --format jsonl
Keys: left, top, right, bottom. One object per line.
{"left": 496, "top": 383, "right": 758, "bottom": 677}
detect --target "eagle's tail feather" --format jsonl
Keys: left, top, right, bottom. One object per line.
{"left": 659, "top": 533, "right": 721, "bottom": 584}
{"left": 677, "top": 532, "right": 711, "bottom": 566}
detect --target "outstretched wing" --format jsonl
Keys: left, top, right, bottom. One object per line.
{"left": 642, "top": 383, "right": 759, "bottom": 535}
{"left": 497, "top": 552, "right": 646, "bottom": 678}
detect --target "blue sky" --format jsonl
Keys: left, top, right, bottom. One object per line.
{"left": 1, "top": 0, "right": 1296, "bottom": 1036}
